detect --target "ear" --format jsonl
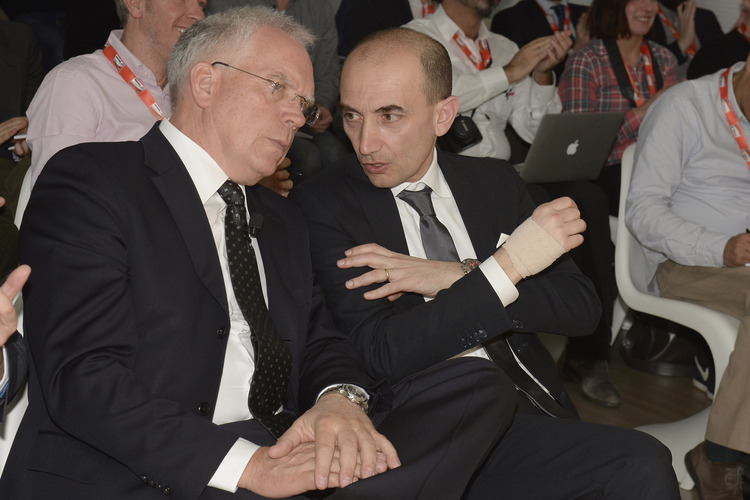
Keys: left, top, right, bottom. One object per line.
{"left": 189, "top": 62, "right": 215, "bottom": 110}
{"left": 434, "top": 96, "right": 461, "bottom": 138}
{"left": 123, "top": 0, "right": 145, "bottom": 20}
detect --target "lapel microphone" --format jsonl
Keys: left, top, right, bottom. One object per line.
{"left": 248, "top": 213, "right": 264, "bottom": 238}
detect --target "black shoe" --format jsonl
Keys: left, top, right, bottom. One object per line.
{"left": 563, "top": 356, "right": 621, "bottom": 408}
{"left": 693, "top": 346, "right": 715, "bottom": 400}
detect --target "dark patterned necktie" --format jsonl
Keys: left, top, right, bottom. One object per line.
{"left": 551, "top": 4, "right": 566, "bottom": 31}
{"left": 218, "top": 180, "right": 294, "bottom": 438}
{"left": 398, "top": 186, "right": 460, "bottom": 262}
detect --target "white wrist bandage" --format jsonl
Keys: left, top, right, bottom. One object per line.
{"left": 502, "top": 217, "right": 566, "bottom": 278}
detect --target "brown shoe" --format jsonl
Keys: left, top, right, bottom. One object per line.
{"left": 562, "top": 356, "right": 621, "bottom": 408}
{"left": 685, "top": 441, "right": 744, "bottom": 500}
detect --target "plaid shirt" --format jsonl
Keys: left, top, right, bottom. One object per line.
{"left": 558, "top": 38, "right": 677, "bottom": 165}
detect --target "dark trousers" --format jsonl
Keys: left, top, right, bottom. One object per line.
{"left": 207, "top": 358, "right": 518, "bottom": 500}
{"left": 527, "top": 180, "right": 615, "bottom": 361}
{"left": 463, "top": 396, "right": 680, "bottom": 500}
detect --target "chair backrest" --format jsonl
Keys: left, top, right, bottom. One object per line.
{"left": 615, "top": 144, "right": 652, "bottom": 301}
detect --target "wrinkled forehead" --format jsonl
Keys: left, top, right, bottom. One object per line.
{"left": 240, "top": 26, "right": 315, "bottom": 93}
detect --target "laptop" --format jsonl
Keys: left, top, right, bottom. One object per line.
{"left": 515, "top": 112, "right": 625, "bottom": 184}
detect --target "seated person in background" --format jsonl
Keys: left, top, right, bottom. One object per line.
{"left": 491, "top": 0, "right": 591, "bottom": 80}
{"left": 206, "top": 0, "right": 350, "bottom": 184}
{"left": 410, "top": 0, "right": 621, "bottom": 407}
{"left": 1, "top": 7, "right": 515, "bottom": 499}
{"left": 291, "top": 27, "right": 680, "bottom": 500}
{"left": 626, "top": 52, "right": 750, "bottom": 500}
{"left": 559, "top": 0, "right": 677, "bottom": 216}
{"left": 335, "top": 0, "right": 434, "bottom": 57}
{"left": 406, "top": 0, "right": 570, "bottom": 161}
{"left": 688, "top": 0, "right": 750, "bottom": 79}
{"left": 649, "top": 0, "right": 722, "bottom": 80}
{"left": 0, "top": 17, "right": 43, "bottom": 221}
{"left": 21, "top": 0, "right": 289, "bottom": 221}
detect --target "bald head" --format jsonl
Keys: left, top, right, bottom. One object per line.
{"left": 345, "top": 28, "right": 452, "bottom": 106}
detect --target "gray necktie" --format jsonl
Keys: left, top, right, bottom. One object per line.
{"left": 398, "top": 186, "right": 460, "bottom": 262}
{"left": 218, "top": 180, "right": 295, "bottom": 438}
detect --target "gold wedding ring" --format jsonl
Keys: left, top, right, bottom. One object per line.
{"left": 384, "top": 268, "right": 390, "bottom": 282}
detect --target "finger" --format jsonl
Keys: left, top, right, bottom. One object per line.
{"left": 373, "top": 433, "right": 401, "bottom": 470}
{"left": 345, "top": 269, "right": 386, "bottom": 290}
{"left": 336, "top": 429, "right": 359, "bottom": 487}
{"left": 344, "top": 243, "right": 389, "bottom": 257}
{"left": 1, "top": 265, "right": 31, "bottom": 300}
{"left": 362, "top": 283, "right": 400, "bottom": 301}
{"left": 356, "top": 431, "right": 378, "bottom": 479}
{"left": 278, "top": 156, "right": 291, "bottom": 169}
{"left": 314, "top": 426, "right": 337, "bottom": 490}
{"left": 546, "top": 196, "right": 577, "bottom": 211}
{"left": 268, "top": 423, "right": 304, "bottom": 459}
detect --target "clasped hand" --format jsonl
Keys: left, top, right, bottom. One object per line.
{"left": 237, "top": 394, "right": 399, "bottom": 497}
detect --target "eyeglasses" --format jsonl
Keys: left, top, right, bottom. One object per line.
{"left": 212, "top": 61, "right": 320, "bottom": 126}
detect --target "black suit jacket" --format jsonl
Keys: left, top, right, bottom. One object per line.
{"left": 291, "top": 151, "right": 601, "bottom": 417}
{"left": 491, "top": 0, "right": 588, "bottom": 80}
{"left": 688, "top": 29, "right": 750, "bottom": 80}
{"left": 3, "top": 125, "right": 385, "bottom": 499}
{"left": 651, "top": 6, "right": 722, "bottom": 65}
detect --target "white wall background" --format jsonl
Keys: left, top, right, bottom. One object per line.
{"left": 494, "top": 0, "right": 743, "bottom": 32}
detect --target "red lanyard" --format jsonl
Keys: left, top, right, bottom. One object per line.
{"left": 621, "top": 41, "right": 656, "bottom": 107}
{"left": 740, "top": 23, "right": 750, "bottom": 44}
{"left": 536, "top": 1, "right": 571, "bottom": 33}
{"left": 657, "top": 6, "right": 696, "bottom": 58}
{"left": 719, "top": 66, "right": 750, "bottom": 170}
{"left": 452, "top": 32, "right": 492, "bottom": 71}
{"left": 421, "top": 0, "right": 435, "bottom": 17}
{"left": 103, "top": 42, "right": 166, "bottom": 120}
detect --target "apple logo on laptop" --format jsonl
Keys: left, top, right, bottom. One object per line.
{"left": 566, "top": 139, "right": 579, "bottom": 156}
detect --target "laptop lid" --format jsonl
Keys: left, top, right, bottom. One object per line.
{"left": 516, "top": 112, "right": 625, "bottom": 184}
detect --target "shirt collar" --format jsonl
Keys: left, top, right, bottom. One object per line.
{"left": 728, "top": 62, "right": 750, "bottom": 125}
{"left": 159, "top": 119, "right": 229, "bottom": 205}
{"left": 390, "top": 148, "right": 451, "bottom": 198}
{"left": 432, "top": 4, "right": 491, "bottom": 45}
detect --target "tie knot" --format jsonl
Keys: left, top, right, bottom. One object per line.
{"left": 551, "top": 4, "right": 566, "bottom": 24}
{"left": 218, "top": 180, "right": 245, "bottom": 208}
{"left": 397, "top": 186, "right": 435, "bottom": 217}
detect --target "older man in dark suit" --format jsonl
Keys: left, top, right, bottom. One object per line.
{"left": 2, "top": 8, "right": 512, "bottom": 499}
{"left": 291, "top": 27, "right": 680, "bottom": 499}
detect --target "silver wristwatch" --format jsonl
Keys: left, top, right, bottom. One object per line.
{"left": 319, "top": 384, "right": 370, "bottom": 413}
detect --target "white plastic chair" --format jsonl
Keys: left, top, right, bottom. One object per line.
{"left": 615, "top": 143, "right": 739, "bottom": 489}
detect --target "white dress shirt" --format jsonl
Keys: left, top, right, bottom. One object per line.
{"left": 406, "top": 5, "right": 561, "bottom": 160}
{"left": 159, "top": 119, "right": 260, "bottom": 493}
{"left": 391, "top": 149, "right": 520, "bottom": 360}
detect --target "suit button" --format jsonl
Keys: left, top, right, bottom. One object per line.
{"left": 512, "top": 320, "right": 523, "bottom": 329}
{"left": 459, "top": 338, "right": 468, "bottom": 349}
{"left": 216, "top": 326, "right": 226, "bottom": 339}
{"left": 477, "top": 329, "right": 488, "bottom": 341}
{"left": 198, "top": 402, "right": 211, "bottom": 416}
{"left": 163, "top": 486, "right": 172, "bottom": 495}
{"left": 149, "top": 480, "right": 156, "bottom": 487}
{"left": 140, "top": 474, "right": 149, "bottom": 483}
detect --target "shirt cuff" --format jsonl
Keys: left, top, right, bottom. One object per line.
{"left": 0, "top": 346, "right": 9, "bottom": 397}
{"left": 479, "top": 256, "right": 520, "bottom": 307}
{"left": 207, "top": 438, "right": 260, "bottom": 492}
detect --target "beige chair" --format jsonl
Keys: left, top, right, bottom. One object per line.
{"left": 615, "top": 143, "right": 739, "bottom": 489}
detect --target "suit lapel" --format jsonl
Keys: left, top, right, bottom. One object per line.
{"left": 142, "top": 125, "right": 229, "bottom": 316}
{"left": 438, "top": 152, "right": 504, "bottom": 259}
{"left": 343, "top": 157, "right": 411, "bottom": 255}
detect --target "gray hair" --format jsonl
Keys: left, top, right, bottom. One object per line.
{"left": 114, "top": 0, "right": 128, "bottom": 27}
{"left": 168, "top": 6, "right": 315, "bottom": 110}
